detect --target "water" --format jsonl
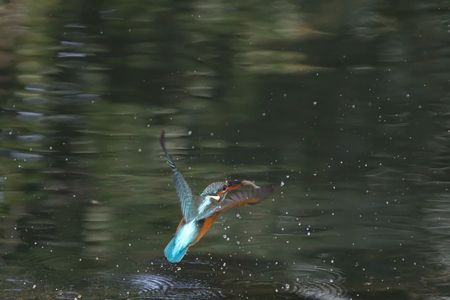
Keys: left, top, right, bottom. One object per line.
{"left": 1, "top": 1, "right": 450, "bottom": 299}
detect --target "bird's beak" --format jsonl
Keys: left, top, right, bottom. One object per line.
{"left": 216, "top": 180, "right": 260, "bottom": 199}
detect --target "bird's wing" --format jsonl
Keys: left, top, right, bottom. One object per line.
{"left": 160, "top": 131, "right": 196, "bottom": 222}
{"left": 195, "top": 185, "right": 273, "bottom": 221}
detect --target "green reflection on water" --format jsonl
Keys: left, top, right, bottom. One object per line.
{"left": 1, "top": 0, "right": 450, "bottom": 299}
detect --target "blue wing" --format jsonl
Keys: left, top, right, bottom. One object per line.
{"left": 160, "top": 131, "right": 196, "bottom": 222}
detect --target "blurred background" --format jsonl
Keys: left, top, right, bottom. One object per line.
{"left": 1, "top": 0, "right": 449, "bottom": 299}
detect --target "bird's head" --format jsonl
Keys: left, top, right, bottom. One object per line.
{"left": 200, "top": 179, "right": 260, "bottom": 203}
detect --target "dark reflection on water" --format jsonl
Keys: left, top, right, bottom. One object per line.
{"left": 1, "top": 0, "right": 450, "bottom": 299}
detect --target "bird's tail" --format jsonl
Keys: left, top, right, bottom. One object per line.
{"left": 164, "top": 236, "right": 189, "bottom": 263}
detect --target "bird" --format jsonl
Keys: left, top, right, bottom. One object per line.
{"left": 160, "top": 130, "right": 273, "bottom": 263}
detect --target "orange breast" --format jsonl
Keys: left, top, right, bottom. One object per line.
{"left": 190, "top": 212, "right": 220, "bottom": 247}
{"left": 175, "top": 212, "right": 221, "bottom": 249}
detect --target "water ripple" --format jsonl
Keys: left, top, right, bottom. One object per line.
{"left": 282, "top": 281, "right": 347, "bottom": 300}
{"left": 126, "top": 273, "right": 224, "bottom": 299}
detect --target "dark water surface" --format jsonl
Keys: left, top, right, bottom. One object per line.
{"left": 1, "top": 1, "right": 450, "bottom": 299}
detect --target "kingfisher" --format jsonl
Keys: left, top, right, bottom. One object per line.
{"left": 160, "top": 131, "right": 273, "bottom": 263}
